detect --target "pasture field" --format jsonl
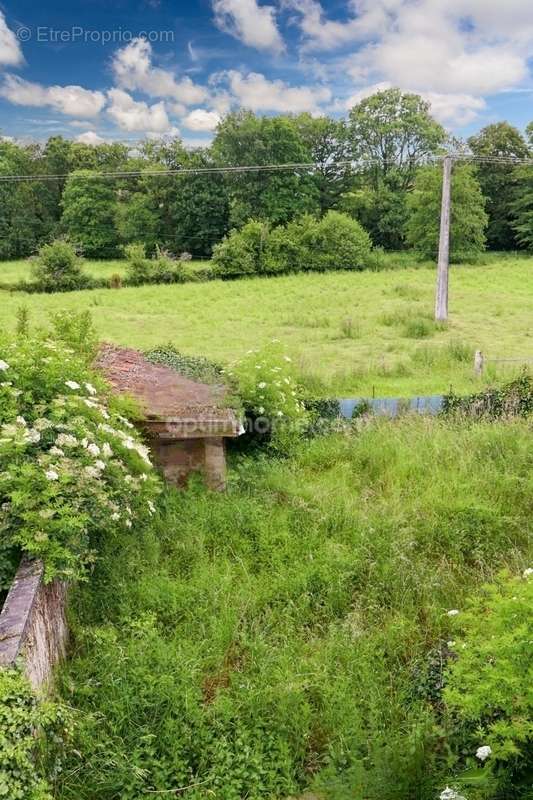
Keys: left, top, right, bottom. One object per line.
{"left": 0, "top": 255, "right": 531, "bottom": 397}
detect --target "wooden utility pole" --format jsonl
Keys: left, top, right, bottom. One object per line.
{"left": 435, "top": 155, "right": 453, "bottom": 321}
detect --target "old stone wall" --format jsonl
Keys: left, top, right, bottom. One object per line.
{"left": 0, "top": 559, "right": 68, "bottom": 692}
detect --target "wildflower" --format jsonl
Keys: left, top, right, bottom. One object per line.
{"left": 99, "top": 408, "right": 110, "bottom": 420}
{"left": 125, "top": 519, "right": 132, "bottom": 528}
{"left": 523, "top": 567, "right": 533, "bottom": 578}
{"left": 439, "top": 788, "right": 465, "bottom": 800}
{"left": 16, "top": 416, "right": 27, "bottom": 426}
{"left": 102, "top": 442, "right": 113, "bottom": 458}
{"left": 86, "top": 442, "right": 101, "bottom": 457}
{"left": 111, "top": 512, "right": 120, "bottom": 521}
{"left": 65, "top": 380, "right": 81, "bottom": 390}
{"left": 0, "top": 359, "right": 9, "bottom": 370}
{"left": 283, "top": 356, "right": 292, "bottom": 362}
{"left": 447, "top": 641, "right": 456, "bottom": 648}
{"left": 0, "top": 381, "right": 12, "bottom": 387}
{"left": 25, "top": 429, "right": 41, "bottom": 444}
{"left": 148, "top": 500, "right": 156, "bottom": 515}
{"left": 83, "top": 398, "right": 98, "bottom": 409}
{"left": 476, "top": 745, "right": 492, "bottom": 761}
{"left": 258, "top": 406, "right": 265, "bottom": 414}
{"left": 447, "top": 609, "right": 460, "bottom": 617}
{"left": 33, "top": 418, "right": 52, "bottom": 431}
{"left": 49, "top": 446, "right": 64, "bottom": 457}
{"left": 258, "top": 381, "right": 267, "bottom": 389}
{"left": 56, "top": 433, "right": 78, "bottom": 448}
{"left": 45, "top": 469, "right": 59, "bottom": 481}
{"left": 94, "top": 460, "right": 106, "bottom": 471}
{"left": 85, "top": 382, "right": 97, "bottom": 395}
{"left": 83, "top": 466, "right": 101, "bottom": 479}
{"left": 276, "top": 411, "right": 283, "bottom": 417}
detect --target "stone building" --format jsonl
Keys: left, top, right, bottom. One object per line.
{"left": 96, "top": 344, "right": 241, "bottom": 490}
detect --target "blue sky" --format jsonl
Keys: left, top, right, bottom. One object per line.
{"left": 1, "top": 0, "right": 532, "bottom": 146}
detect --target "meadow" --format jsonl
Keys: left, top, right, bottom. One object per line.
{"left": 47, "top": 417, "right": 533, "bottom": 800}
{"left": 1, "top": 254, "right": 531, "bottom": 397}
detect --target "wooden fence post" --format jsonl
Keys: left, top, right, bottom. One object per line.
{"left": 474, "top": 350, "right": 484, "bottom": 376}
{"left": 435, "top": 155, "right": 453, "bottom": 322}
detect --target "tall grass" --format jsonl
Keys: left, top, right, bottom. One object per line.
{"left": 48, "top": 417, "right": 533, "bottom": 800}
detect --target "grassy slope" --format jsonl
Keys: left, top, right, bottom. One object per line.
{"left": 50, "top": 418, "right": 533, "bottom": 800}
{"left": 1, "top": 257, "right": 531, "bottom": 397}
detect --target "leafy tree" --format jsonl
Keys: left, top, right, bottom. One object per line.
{"left": 510, "top": 165, "right": 533, "bottom": 250}
{"left": 468, "top": 122, "right": 529, "bottom": 249}
{"left": 347, "top": 88, "right": 447, "bottom": 190}
{"left": 294, "top": 114, "right": 353, "bottom": 213}
{"left": 30, "top": 238, "right": 92, "bottom": 292}
{"left": 406, "top": 164, "right": 487, "bottom": 261}
{"left": 212, "top": 111, "right": 319, "bottom": 227}
{"left": 340, "top": 183, "right": 409, "bottom": 250}
{"left": 61, "top": 170, "right": 119, "bottom": 257}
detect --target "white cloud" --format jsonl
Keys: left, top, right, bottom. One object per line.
{"left": 0, "top": 75, "right": 105, "bottom": 116}
{"left": 213, "top": 0, "right": 285, "bottom": 54}
{"left": 107, "top": 88, "right": 171, "bottom": 132}
{"left": 291, "top": 0, "right": 533, "bottom": 124}
{"left": 0, "top": 12, "right": 23, "bottom": 67}
{"left": 219, "top": 70, "right": 331, "bottom": 112}
{"left": 112, "top": 38, "right": 207, "bottom": 105}
{"left": 183, "top": 108, "right": 221, "bottom": 131}
{"left": 75, "top": 131, "right": 106, "bottom": 145}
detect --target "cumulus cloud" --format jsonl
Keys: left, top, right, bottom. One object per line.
{"left": 112, "top": 38, "right": 207, "bottom": 105}
{"left": 106, "top": 89, "right": 171, "bottom": 132}
{"left": 291, "top": 0, "right": 533, "bottom": 124}
{"left": 0, "top": 75, "right": 105, "bottom": 117}
{"left": 0, "top": 12, "right": 23, "bottom": 67}
{"left": 218, "top": 70, "right": 331, "bottom": 112}
{"left": 213, "top": 0, "right": 285, "bottom": 54}
{"left": 183, "top": 108, "right": 221, "bottom": 131}
{"left": 75, "top": 131, "right": 106, "bottom": 145}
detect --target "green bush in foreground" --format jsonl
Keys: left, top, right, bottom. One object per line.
{"left": 443, "top": 571, "right": 533, "bottom": 799}
{"left": 0, "top": 668, "right": 65, "bottom": 799}
{"left": 0, "top": 315, "right": 160, "bottom": 584}
{"left": 47, "top": 417, "right": 532, "bottom": 799}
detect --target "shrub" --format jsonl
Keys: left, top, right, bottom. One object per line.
{"left": 442, "top": 571, "right": 533, "bottom": 798}
{"left": 0, "top": 319, "right": 161, "bottom": 583}
{"left": 211, "top": 220, "right": 268, "bottom": 278}
{"left": 0, "top": 668, "right": 66, "bottom": 799}
{"left": 124, "top": 244, "right": 187, "bottom": 286}
{"left": 213, "top": 213, "right": 372, "bottom": 278}
{"left": 29, "top": 239, "right": 93, "bottom": 293}
{"left": 443, "top": 372, "right": 532, "bottom": 418}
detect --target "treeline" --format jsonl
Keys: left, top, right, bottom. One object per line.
{"left": 2, "top": 88, "right": 533, "bottom": 260}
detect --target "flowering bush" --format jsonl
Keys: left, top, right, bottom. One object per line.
{"left": 442, "top": 570, "right": 533, "bottom": 797}
{"left": 223, "top": 341, "right": 308, "bottom": 450}
{"left": 0, "top": 329, "right": 160, "bottom": 585}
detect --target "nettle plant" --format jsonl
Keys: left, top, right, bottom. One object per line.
{"left": 0, "top": 330, "right": 160, "bottom": 586}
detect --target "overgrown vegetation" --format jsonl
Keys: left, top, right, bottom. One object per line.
{"left": 443, "top": 372, "right": 533, "bottom": 418}
{"left": 0, "top": 314, "right": 160, "bottom": 585}
{"left": 44, "top": 417, "right": 532, "bottom": 799}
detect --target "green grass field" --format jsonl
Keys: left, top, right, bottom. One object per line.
{"left": 1, "top": 255, "right": 531, "bottom": 397}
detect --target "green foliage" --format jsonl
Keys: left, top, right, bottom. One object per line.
{"left": 406, "top": 165, "right": 488, "bottom": 261}
{"left": 0, "top": 323, "right": 160, "bottom": 583}
{"left": 340, "top": 183, "right": 410, "bottom": 250}
{"left": 510, "top": 165, "right": 533, "bottom": 250}
{"left": 443, "top": 372, "right": 532, "bottom": 418}
{"left": 46, "top": 417, "right": 533, "bottom": 799}
{"left": 61, "top": 171, "right": 119, "bottom": 258}
{"left": 145, "top": 345, "right": 225, "bottom": 383}
{"left": 29, "top": 239, "right": 93, "bottom": 293}
{"left": 0, "top": 668, "right": 66, "bottom": 799}
{"left": 468, "top": 123, "right": 529, "bottom": 250}
{"left": 443, "top": 572, "right": 533, "bottom": 798}
{"left": 213, "top": 212, "right": 372, "bottom": 277}
{"left": 124, "top": 243, "right": 187, "bottom": 286}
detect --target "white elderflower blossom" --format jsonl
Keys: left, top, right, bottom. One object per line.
{"left": 439, "top": 788, "right": 465, "bottom": 800}
{"left": 83, "top": 398, "right": 98, "bottom": 409}
{"left": 102, "top": 442, "right": 113, "bottom": 458}
{"left": 476, "top": 745, "right": 492, "bottom": 761}
{"left": 447, "top": 609, "right": 460, "bottom": 617}
{"left": 0, "top": 360, "right": 9, "bottom": 370}
{"left": 33, "top": 418, "right": 52, "bottom": 431}
{"left": 86, "top": 442, "right": 101, "bottom": 457}
{"left": 25, "top": 429, "right": 41, "bottom": 444}
{"left": 125, "top": 519, "right": 132, "bottom": 528}
{"left": 258, "top": 406, "right": 265, "bottom": 414}
{"left": 94, "top": 460, "right": 106, "bottom": 472}
{"left": 56, "top": 433, "right": 78, "bottom": 448}
{"left": 85, "top": 382, "right": 97, "bottom": 395}
{"left": 49, "top": 446, "right": 64, "bottom": 457}
{"left": 16, "top": 416, "right": 27, "bottom": 426}
{"left": 65, "top": 380, "right": 81, "bottom": 390}
{"left": 148, "top": 500, "right": 156, "bottom": 515}
{"left": 45, "top": 469, "right": 59, "bottom": 481}
{"left": 523, "top": 567, "right": 533, "bottom": 578}
{"left": 258, "top": 381, "right": 267, "bottom": 388}
{"left": 111, "top": 512, "right": 120, "bottom": 521}
{"left": 83, "top": 466, "right": 101, "bottom": 479}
